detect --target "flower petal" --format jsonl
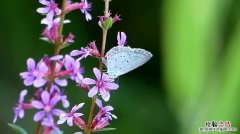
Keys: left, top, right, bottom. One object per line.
{"left": 100, "top": 89, "right": 110, "bottom": 101}
{"left": 85, "top": 12, "right": 92, "bottom": 21}
{"left": 74, "top": 113, "right": 83, "bottom": 117}
{"left": 67, "top": 117, "right": 73, "bottom": 126}
{"left": 46, "top": 10, "right": 54, "bottom": 20}
{"left": 34, "top": 78, "right": 47, "bottom": 87}
{"left": 19, "top": 109, "right": 24, "bottom": 118}
{"left": 27, "top": 58, "right": 36, "bottom": 71}
{"left": 41, "top": 91, "right": 50, "bottom": 105}
{"left": 82, "top": 78, "right": 96, "bottom": 85}
{"left": 57, "top": 114, "right": 67, "bottom": 124}
{"left": 88, "top": 86, "right": 98, "bottom": 97}
{"left": 37, "top": 7, "right": 50, "bottom": 14}
{"left": 34, "top": 110, "right": 46, "bottom": 122}
{"left": 52, "top": 109, "right": 64, "bottom": 116}
{"left": 38, "top": 62, "right": 48, "bottom": 73}
{"left": 50, "top": 55, "right": 63, "bottom": 61}
{"left": 70, "top": 50, "right": 81, "bottom": 56}
{"left": 55, "top": 8, "right": 62, "bottom": 15}
{"left": 104, "top": 106, "right": 113, "bottom": 112}
{"left": 95, "top": 99, "right": 103, "bottom": 108}
{"left": 55, "top": 79, "right": 68, "bottom": 86}
{"left": 39, "top": 0, "right": 50, "bottom": 5}
{"left": 105, "top": 83, "right": 119, "bottom": 90}
{"left": 24, "top": 77, "right": 34, "bottom": 86}
{"left": 19, "top": 89, "right": 28, "bottom": 103}
{"left": 31, "top": 100, "right": 44, "bottom": 109}
{"left": 20, "top": 72, "right": 29, "bottom": 78}
{"left": 93, "top": 68, "right": 101, "bottom": 80}
{"left": 50, "top": 95, "right": 60, "bottom": 106}
{"left": 71, "top": 103, "right": 84, "bottom": 112}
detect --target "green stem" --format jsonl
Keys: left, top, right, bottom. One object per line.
{"left": 58, "top": 0, "right": 67, "bottom": 39}
{"left": 85, "top": 0, "right": 111, "bottom": 134}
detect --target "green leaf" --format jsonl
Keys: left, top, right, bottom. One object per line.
{"left": 104, "top": 17, "right": 113, "bottom": 30}
{"left": 39, "top": 37, "right": 51, "bottom": 44}
{"left": 92, "top": 128, "right": 116, "bottom": 132}
{"left": 59, "top": 43, "right": 71, "bottom": 50}
{"left": 8, "top": 123, "right": 28, "bottom": 134}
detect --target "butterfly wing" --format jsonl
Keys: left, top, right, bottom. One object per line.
{"left": 105, "top": 46, "right": 152, "bottom": 79}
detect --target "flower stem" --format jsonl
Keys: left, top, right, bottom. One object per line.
{"left": 58, "top": 0, "right": 67, "bottom": 39}
{"left": 35, "top": 122, "right": 41, "bottom": 134}
{"left": 48, "top": 0, "right": 67, "bottom": 92}
{"left": 85, "top": 0, "right": 111, "bottom": 134}
{"left": 36, "top": 1, "right": 67, "bottom": 133}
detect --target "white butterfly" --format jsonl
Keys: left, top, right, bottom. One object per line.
{"left": 103, "top": 46, "right": 153, "bottom": 79}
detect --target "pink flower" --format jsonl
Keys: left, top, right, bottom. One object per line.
{"left": 57, "top": 103, "right": 86, "bottom": 128}
{"left": 82, "top": 68, "right": 119, "bottom": 101}
{"left": 65, "top": 0, "right": 92, "bottom": 21}
{"left": 42, "top": 117, "right": 62, "bottom": 134}
{"left": 37, "top": 0, "right": 61, "bottom": 20}
{"left": 41, "top": 18, "right": 71, "bottom": 43}
{"left": 117, "top": 32, "right": 127, "bottom": 46}
{"left": 13, "top": 90, "right": 33, "bottom": 123}
{"left": 90, "top": 99, "right": 116, "bottom": 130}
{"left": 95, "top": 99, "right": 117, "bottom": 120}
{"left": 20, "top": 58, "right": 48, "bottom": 88}
{"left": 31, "top": 91, "right": 63, "bottom": 122}
{"left": 64, "top": 55, "right": 84, "bottom": 83}
{"left": 70, "top": 41, "right": 100, "bottom": 61}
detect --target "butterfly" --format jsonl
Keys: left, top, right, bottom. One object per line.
{"left": 103, "top": 46, "right": 153, "bottom": 79}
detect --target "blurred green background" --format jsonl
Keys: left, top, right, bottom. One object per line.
{"left": 0, "top": 0, "right": 240, "bottom": 134}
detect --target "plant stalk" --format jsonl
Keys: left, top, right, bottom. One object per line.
{"left": 85, "top": 0, "right": 111, "bottom": 134}
{"left": 35, "top": 0, "right": 67, "bottom": 133}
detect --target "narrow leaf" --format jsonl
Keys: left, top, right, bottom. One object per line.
{"left": 92, "top": 128, "right": 116, "bottom": 132}
{"left": 8, "top": 123, "right": 28, "bottom": 134}
{"left": 59, "top": 43, "right": 70, "bottom": 50}
{"left": 39, "top": 37, "right": 51, "bottom": 44}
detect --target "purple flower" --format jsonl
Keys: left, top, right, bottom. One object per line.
{"left": 13, "top": 90, "right": 32, "bottom": 123}
{"left": 49, "top": 85, "right": 70, "bottom": 108}
{"left": 57, "top": 103, "right": 85, "bottom": 128}
{"left": 64, "top": 33, "right": 75, "bottom": 44}
{"left": 42, "top": 117, "right": 62, "bottom": 134}
{"left": 90, "top": 99, "right": 116, "bottom": 130}
{"left": 95, "top": 99, "right": 117, "bottom": 120}
{"left": 31, "top": 91, "right": 63, "bottom": 122}
{"left": 82, "top": 68, "right": 119, "bottom": 101}
{"left": 20, "top": 58, "right": 48, "bottom": 88}
{"left": 80, "top": 0, "right": 92, "bottom": 21}
{"left": 117, "top": 32, "right": 127, "bottom": 46}
{"left": 92, "top": 117, "right": 109, "bottom": 130}
{"left": 37, "top": 0, "right": 61, "bottom": 20}
{"left": 70, "top": 47, "right": 92, "bottom": 61}
{"left": 54, "top": 62, "right": 68, "bottom": 87}
{"left": 64, "top": 55, "right": 84, "bottom": 83}
{"left": 70, "top": 41, "right": 100, "bottom": 61}
{"left": 41, "top": 17, "right": 71, "bottom": 30}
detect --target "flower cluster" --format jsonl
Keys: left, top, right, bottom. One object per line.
{"left": 12, "top": 0, "right": 148, "bottom": 134}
